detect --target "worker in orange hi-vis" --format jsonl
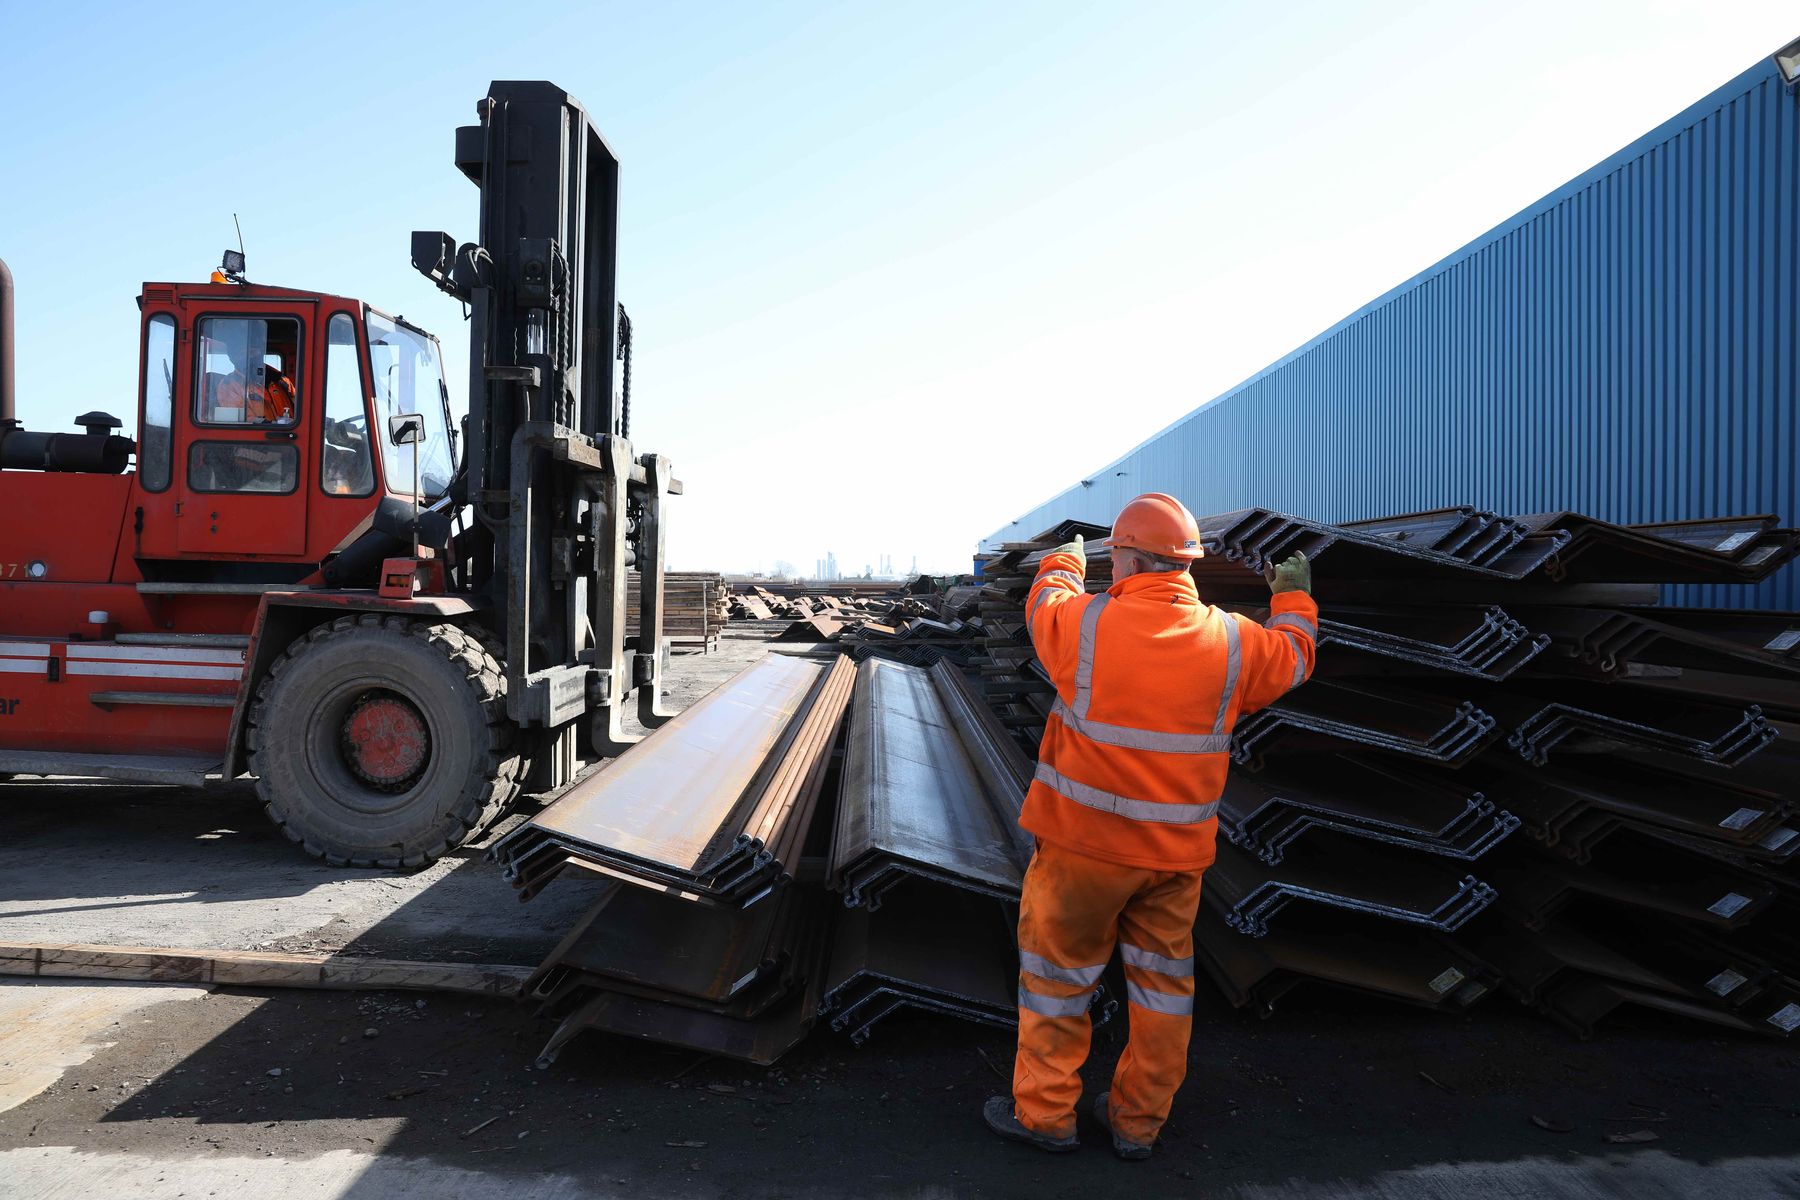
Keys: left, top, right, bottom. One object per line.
{"left": 214, "top": 366, "right": 297, "bottom": 425}
{"left": 983, "top": 493, "right": 1318, "bottom": 1161}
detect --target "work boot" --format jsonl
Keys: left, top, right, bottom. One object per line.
{"left": 1092, "top": 1092, "right": 1153, "bottom": 1161}
{"left": 982, "top": 1096, "right": 1078, "bottom": 1153}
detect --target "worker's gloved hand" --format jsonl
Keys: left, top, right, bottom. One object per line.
{"left": 1049, "top": 533, "right": 1085, "bottom": 569}
{"left": 1264, "top": 551, "right": 1310, "bottom": 595}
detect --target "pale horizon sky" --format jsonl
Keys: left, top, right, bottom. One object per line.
{"left": 1, "top": 3, "right": 1793, "bottom": 574}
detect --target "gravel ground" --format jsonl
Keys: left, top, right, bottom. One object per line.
{"left": 3, "top": 621, "right": 1799, "bottom": 1198}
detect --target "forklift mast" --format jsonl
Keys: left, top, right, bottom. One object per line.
{"left": 412, "top": 81, "right": 676, "bottom": 783}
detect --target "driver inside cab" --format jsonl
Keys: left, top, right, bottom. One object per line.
{"left": 200, "top": 326, "right": 298, "bottom": 426}
{"left": 205, "top": 349, "right": 297, "bottom": 424}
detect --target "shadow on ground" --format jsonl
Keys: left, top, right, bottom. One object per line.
{"left": 12, "top": 931, "right": 1793, "bottom": 1198}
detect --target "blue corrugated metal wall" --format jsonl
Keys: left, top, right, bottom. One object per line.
{"left": 982, "top": 57, "right": 1799, "bottom": 610}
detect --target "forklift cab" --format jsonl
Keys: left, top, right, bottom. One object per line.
{"left": 131, "top": 279, "right": 456, "bottom": 570}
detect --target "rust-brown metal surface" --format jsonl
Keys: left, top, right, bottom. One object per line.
{"left": 530, "top": 654, "right": 824, "bottom": 870}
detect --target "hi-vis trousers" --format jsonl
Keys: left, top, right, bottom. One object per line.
{"left": 1011, "top": 839, "right": 1204, "bottom": 1146}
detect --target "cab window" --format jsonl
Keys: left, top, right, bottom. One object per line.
{"left": 139, "top": 314, "right": 176, "bottom": 491}
{"left": 320, "top": 314, "right": 374, "bottom": 496}
{"left": 195, "top": 316, "right": 302, "bottom": 426}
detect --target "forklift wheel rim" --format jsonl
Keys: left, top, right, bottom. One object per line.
{"left": 341, "top": 692, "right": 431, "bottom": 787}
{"left": 301, "top": 681, "right": 438, "bottom": 816}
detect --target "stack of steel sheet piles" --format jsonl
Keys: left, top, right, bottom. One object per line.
{"left": 1230, "top": 681, "right": 1499, "bottom": 769}
{"left": 818, "top": 657, "right": 1037, "bottom": 1044}
{"left": 1518, "top": 606, "right": 1800, "bottom": 681}
{"left": 501, "top": 653, "right": 858, "bottom": 1068}
{"left": 1189, "top": 507, "right": 1573, "bottom": 589}
{"left": 840, "top": 609, "right": 987, "bottom": 670}
{"left": 1193, "top": 907, "right": 1498, "bottom": 1017}
{"left": 1341, "top": 507, "right": 1538, "bottom": 564}
{"left": 491, "top": 653, "right": 856, "bottom": 904}
{"left": 1219, "top": 756, "right": 1517, "bottom": 866}
{"left": 968, "top": 505, "right": 1800, "bottom": 1036}
{"left": 729, "top": 592, "right": 777, "bottom": 620}
{"left": 527, "top": 879, "right": 836, "bottom": 1067}
{"left": 972, "top": 520, "right": 1111, "bottom": 756}
{"left": 1304, "top": 606, "right": 1548, "bottom": 681}
{"left": 1205, "top": 834, "right": 1497, "bottom": 938}
{"left": 1459, "top": 918, "right": 1800, "bottom": 1039}
{"left": 1511, "top": 513, "right": 1800, "bottom": 585}
{"left": 1481, "top": 756, "right": 1794, "bottom": 863}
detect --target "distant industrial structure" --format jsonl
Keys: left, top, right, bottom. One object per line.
{"left": 803, "top": 551, "right": 920, "bottom": 582}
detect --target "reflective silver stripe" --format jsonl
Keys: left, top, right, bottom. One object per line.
{"left": 1019, "top": 985, "right": 1093, "bottom": 1018}
{"left": 1287, "top": 636, "right": 1310, "bottom": 690}
{"left": 1120, "top": 944, "right": 1195, "bottom": 978}
{"left": 1073, "top": 595, "right": 1110, "bottom": 718}
{"left": 1266, "top": 613, "right": 1318, "bottom": 640}
{"left": 1126, "top": 981, "right": 1194, "bottom": 1016}
{"left": 1212, "top": 616, "right": 1242, "bottom": 733}
{"left": 1051, "top": 698, "right": 1231, "bottom": 754}
{"left": 1028, "top": 571, "right": 1082, "bottom": 626}
{"left": 1034, "top": 762, "right": 1220, "bottom": 824}
{"left": 1020, "top": 950, "right": 1107, "bottom": 988}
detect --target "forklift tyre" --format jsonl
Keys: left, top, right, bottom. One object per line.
{"left": 248, "top": 615, "right": 522, "bottom": 869}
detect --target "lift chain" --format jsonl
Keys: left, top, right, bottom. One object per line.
{"left": 616, "top": 303, "right": 632, "bottom": 440}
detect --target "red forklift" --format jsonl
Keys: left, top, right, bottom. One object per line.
{"left": 0, "top": 82, "right": 680, "bottom": 867}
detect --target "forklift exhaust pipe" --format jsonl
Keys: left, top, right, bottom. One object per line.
{"left": 0, "top": 257, "right": 14, "bottom": 425}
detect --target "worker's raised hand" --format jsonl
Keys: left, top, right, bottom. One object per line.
{"left": 1264, "top": 551, "right": 1310, "bottom": 595}
{"left": 1050, "top": 533, "right": 1086, "bottom": 569}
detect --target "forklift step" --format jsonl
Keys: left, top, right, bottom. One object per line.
{"left": 114, "top": 633, "right": 251, "bottom": 649}
{"left": 135, "top": 582, "right": 300, "bottom": 596}
{"left": 89, "top": 691, "right": 236, "bottom": 709}
{"left": 0, "top": 750, "right": 220, "bottom": 787}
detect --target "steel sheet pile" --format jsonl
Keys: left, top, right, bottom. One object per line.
{"left": 819, "top": 657, "right": 1037, "bottom": 1044}
{"left": 492, "top": 653, "right": 854, "bottom": 1065}
{"left": 974, "top": 507, "right": 1800, "bottom": 1036}
{"left": 837, "top": 602, "right": 986, "bottom": 670}
{"left": 752, "top": 588, "right": 991, "bottom": 670}
{"left": 494, "top": 651, "right": 1041, "bottom": 1065}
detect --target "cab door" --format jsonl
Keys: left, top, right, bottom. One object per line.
{"left": 175, "top": 309, "right": 310, "bottom": 556}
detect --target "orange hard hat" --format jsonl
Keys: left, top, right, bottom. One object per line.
{"left": 1101, "top": 492, "right": 1205, "bottom": 560}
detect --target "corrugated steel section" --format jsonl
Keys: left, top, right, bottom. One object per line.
{"left": 982, "top": 58, "right": 1800, "bottom": 610}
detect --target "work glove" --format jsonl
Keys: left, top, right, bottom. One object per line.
{"left": 1048, "top": 534, "right": 1086, "bottom": 569}
{"left": 1264, "top": 551, "right": 1310, "bottom": 595}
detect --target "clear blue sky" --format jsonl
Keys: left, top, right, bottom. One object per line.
{"left": 1, "top": 2, "right": 1792, "bottom": 573}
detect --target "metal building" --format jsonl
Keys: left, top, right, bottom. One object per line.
{"left": 981, "top": 53, "right": 1800, "bottom": 610}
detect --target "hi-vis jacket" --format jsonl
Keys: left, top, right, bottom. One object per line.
{"left": 1022, "top": 549, "right": 1319, "bottom": 871}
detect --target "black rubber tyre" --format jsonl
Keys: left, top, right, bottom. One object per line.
{"left": 467, "top": 623, "right": 530, "bottom": 812}
{"left": 247, "top": 615, "right": 521, "bottom": 868}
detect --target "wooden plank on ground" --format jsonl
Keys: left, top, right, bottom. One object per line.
{"left": 0, "top": 942, "right": 532, "bottom": 997}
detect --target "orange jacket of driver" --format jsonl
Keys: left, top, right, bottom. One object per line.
{"left": 215, "top": 373, "right": 297, "bottom": 424}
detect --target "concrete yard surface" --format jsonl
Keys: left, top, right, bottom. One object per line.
{"left": 3, "top": 624, "right": 1799, "bottom": 1198}
{"left": 0, "top": 981, "right": 206, "bottom": 1116}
